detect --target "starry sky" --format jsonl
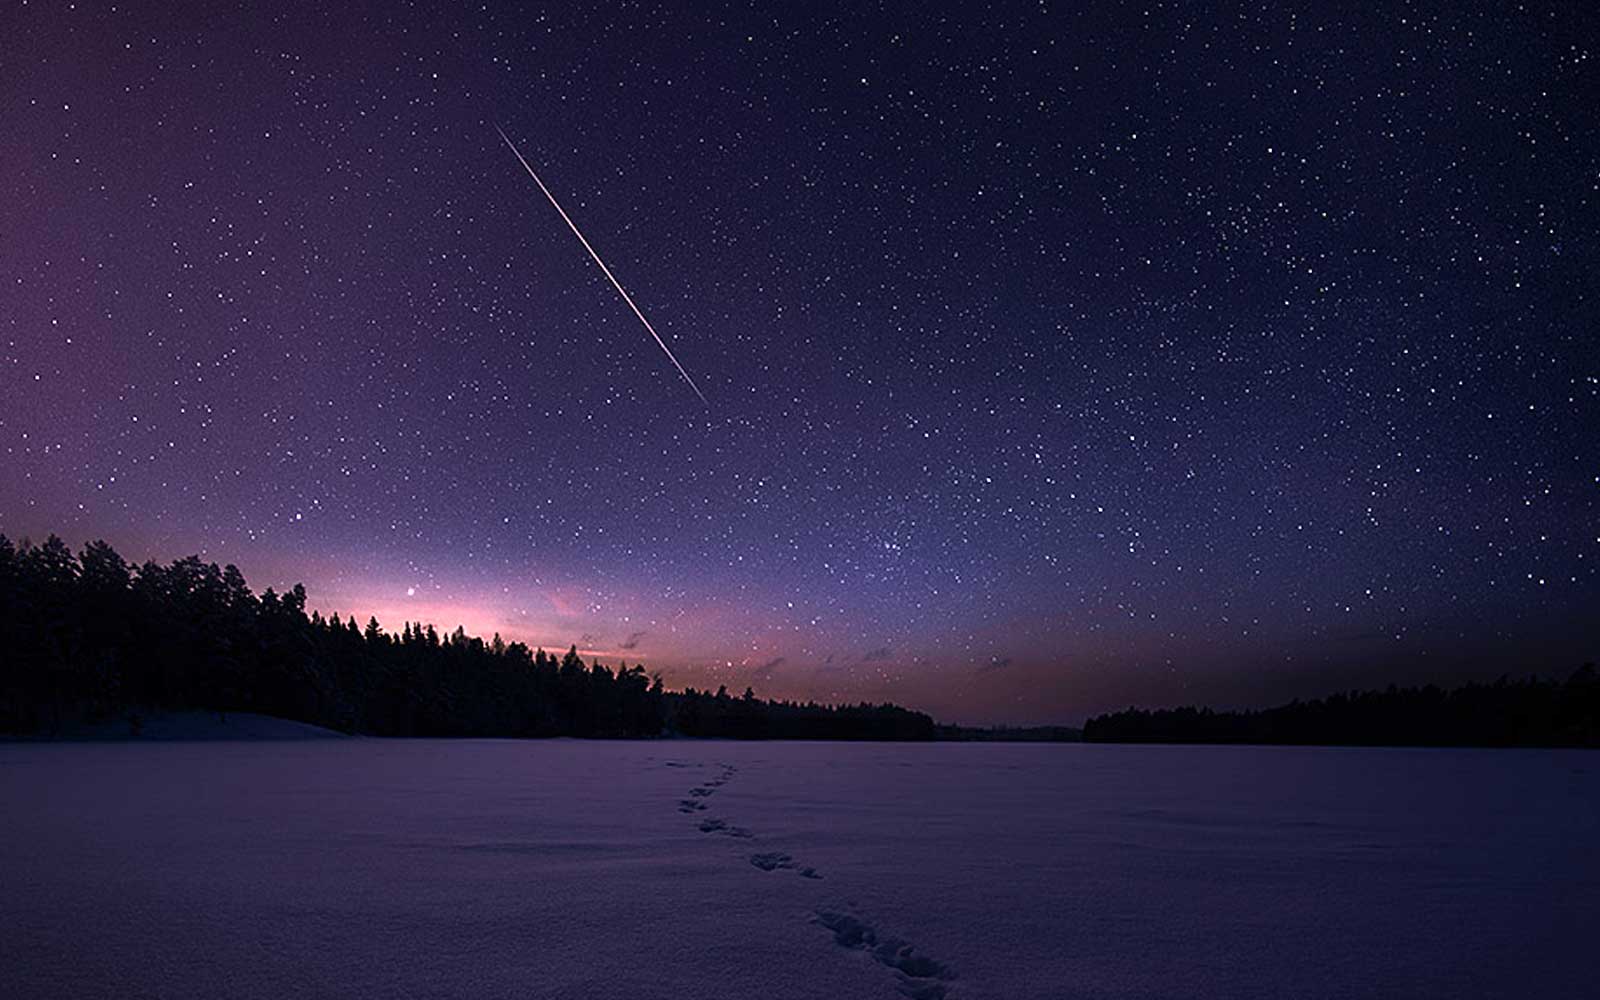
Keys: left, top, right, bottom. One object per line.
{"left": 3, "top": 2, "right": 1597, "bottom": 724}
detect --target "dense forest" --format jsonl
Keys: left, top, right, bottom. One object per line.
{"left": 0, "top": 534, "right": 935, "bottom": 740}
{"left": 1084, "top": 670, "right": 1600, "bottom": 748}
{"left": 936, "top": 724, "right": 1082, "bottom": 742}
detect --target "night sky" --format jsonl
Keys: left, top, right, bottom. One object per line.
{"left": 3, "top": 3, "right": 1596, "bottom": 724}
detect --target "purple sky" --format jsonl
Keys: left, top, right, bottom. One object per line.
{"left": 3, "top": 3, "right": 1596, "bottom": 723}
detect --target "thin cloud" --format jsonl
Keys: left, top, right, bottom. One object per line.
{"left": 620, "top": 630, "right": 648, "bottom": 651}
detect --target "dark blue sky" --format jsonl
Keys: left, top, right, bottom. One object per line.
{"left": 3, "top": 2, "right": 1596, "bottom": 723}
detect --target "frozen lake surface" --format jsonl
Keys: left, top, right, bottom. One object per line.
{"left": 2, "top": 739, "right": 1595, "bottom": 999}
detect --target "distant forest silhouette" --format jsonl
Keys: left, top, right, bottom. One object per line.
{"left": 1085, "top": 670, "right": 1600, "bottom": 748}
{"left": 7, "top": 533, "right": 1595, "bottom": 748}
{"left": 0, "top": 535, "right": 934, "bottom": 740}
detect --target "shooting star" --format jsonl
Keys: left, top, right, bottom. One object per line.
{"left": 496, "top": 124, "right": 708, "bottom": 405}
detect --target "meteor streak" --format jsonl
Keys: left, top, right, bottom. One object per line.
{"left": 496, "top": 124, "right": 708, "bottom": 404}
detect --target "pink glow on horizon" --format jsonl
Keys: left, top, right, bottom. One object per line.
{"left": 298, "top": 572, "right": 850, "bottom": 696}
{"left": 301, "top": 574, "right": 727, "bottom": 669}
{"left": 280, "top": 565, "right": 1070, "bottom": 721}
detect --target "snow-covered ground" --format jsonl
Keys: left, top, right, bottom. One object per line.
{"left": 0, "top": 740, "right": 1593, "bottom": 999}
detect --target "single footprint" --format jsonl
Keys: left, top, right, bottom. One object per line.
{"left": 748, "top": 851, "right": 821, "bottom": 877}
{"left": 750, "top": 852, "right": 794, "bottom": 871}
{"left": 689, "top": 787, "right": 715, "bottom": 797}
{"left": 698, "top": 818, "right": 753, "bottom": 838}
{"left": 678, "top": 799, "right": 708, "bottom": 813}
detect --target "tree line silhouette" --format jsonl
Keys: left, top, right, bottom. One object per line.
{"left": 1083, "top": 670, "right": 1600, "bottom": 748}
{"left": 0, "top": 534, "right": 934, "bottom": 740}
{"left": 672, "top": 686, "right": 935, "bottom": 740}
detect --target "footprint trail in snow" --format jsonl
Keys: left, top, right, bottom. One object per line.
{"left": 665, "top": 759, "right": 959, "bottom": 996}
